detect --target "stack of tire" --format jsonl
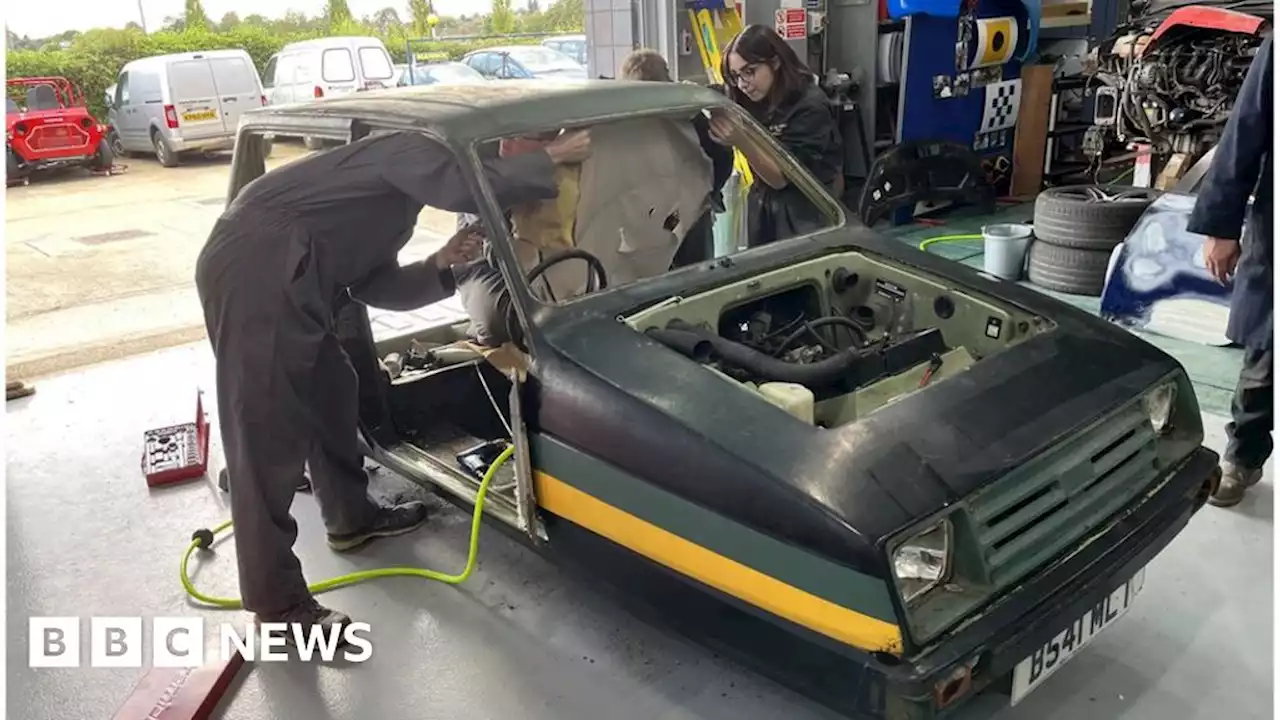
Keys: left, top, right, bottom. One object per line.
{"left": 1027, "top": 185, "right": 1162, "bottom": 296}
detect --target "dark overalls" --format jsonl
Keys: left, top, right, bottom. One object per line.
{"left": 194, "top": 131, "right": 557, "bottom": 616}
{"left": 1187, "top": 36, "right": 1273, "bottom": 472}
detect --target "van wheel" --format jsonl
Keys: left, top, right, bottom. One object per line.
{"left": 107, "top": 128, "right": 128, "bottom": 158}
{"left": 303, "top": 136, "right": 325, "bottom": 151}
{"left": 153, "top": 131, "right": 180, "bottom": 168}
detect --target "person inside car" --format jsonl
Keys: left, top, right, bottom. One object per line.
{"left": 619, "top": 48, "right": 734, "bottom": 267}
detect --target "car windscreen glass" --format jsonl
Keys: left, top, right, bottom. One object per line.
{"left": 166, "top": 60, "right": 219, "bottom": 101}
{"left": 471, "top": 104, "right": 842, "bottom": 307}
{"left": 426, "top": 64, "right": 484, "bottom": 82}
{"left": 358, "top": 46, "right": 395, "bottom": 80}
{"left": 507, "top": 47, "right": 581, "bottom": 72}
{"left": 209, "top": 57, "right": 259, "bottom": 95}
{"left": 322, "top": 48, "right": 357, "bottom": 82}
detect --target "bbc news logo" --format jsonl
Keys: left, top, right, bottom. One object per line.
{"left": 29, "top": 617, "right": 374, "bottom": 667}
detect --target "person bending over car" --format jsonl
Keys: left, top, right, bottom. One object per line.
{"left": 194, "top": 128, "right": 590, "bottom": 636}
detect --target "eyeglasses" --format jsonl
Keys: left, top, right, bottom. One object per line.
{"left": 727, "top": 62, "right": 762, "bottom": 86}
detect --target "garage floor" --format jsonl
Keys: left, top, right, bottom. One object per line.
{"left": 6, "top": 338, "right": 1272, "bottom": 719}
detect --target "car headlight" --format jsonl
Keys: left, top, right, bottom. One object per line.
{"left": 892, "top": 519, "right": 952, "bottom": 603}
{"left": 1143, "top": 381, "right": 1177, "bottom": 435}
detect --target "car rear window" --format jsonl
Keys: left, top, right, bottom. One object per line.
{"left": 322, "top": 48, "right": 356, "bottom": 83}
{"left": 167, "top": 60, "right": 219, "bottom": 101}
{"left": 358, "top": 47, "right": 395, "bottom": 80}
{"left": 209, "top": 57, "right": 259, "bottom": 96}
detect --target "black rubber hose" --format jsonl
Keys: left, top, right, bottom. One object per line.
{"left": 775, "top": 316, "right": 868, "bottom": 357}
{"left": 660, "top": 321, "right": 864, "bottom": 386}
{"left": 644, "top": 328, "right": 714, "bottom": 363}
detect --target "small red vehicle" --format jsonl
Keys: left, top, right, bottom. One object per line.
{"left": 6, "top": 76, "right": 115, "bottom": 184}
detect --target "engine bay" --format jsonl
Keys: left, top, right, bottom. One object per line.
{"left": 626, "top": 251, "right": 1053, "bottom": 427}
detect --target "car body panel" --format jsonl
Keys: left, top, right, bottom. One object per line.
{"left": 6, "top": 76, "right": 107, "bottom": 165}
{"left": 1101, "top": 192, "right": 1235, "bottom": 346}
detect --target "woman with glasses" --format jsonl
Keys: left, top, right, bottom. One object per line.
{"left": 708, "top": 24, "right": 843, "bottom": 247}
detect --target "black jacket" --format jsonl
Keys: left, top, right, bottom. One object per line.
{"left": 1187, "top": 35, "right": 1272, "bottom": 351}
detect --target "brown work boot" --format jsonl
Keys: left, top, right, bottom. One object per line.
{"left": 1208, "top": 463, "right": 1264, "bottom": 508}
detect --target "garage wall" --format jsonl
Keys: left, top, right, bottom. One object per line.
{"left": 586, "top": 0, "right": 638, "bottom": 78}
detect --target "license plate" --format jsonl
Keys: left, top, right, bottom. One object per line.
{"left": 182, "top": 110, "right": 217, "bottom": 122}
{"left": 1010, "top": 566, "right": 1145, "bottom": 705}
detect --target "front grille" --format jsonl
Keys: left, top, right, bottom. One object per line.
{"left": 966, "top": 402, "right": 1159, "bottom": 588}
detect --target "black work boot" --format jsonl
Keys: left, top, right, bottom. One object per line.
{"left": 254, "top": 599, "right": 353, "bottom": 651}
{"left": 327, "top": 500, "right": 430, "bottom": 552}
{"left": 1208, "top": 462, "right": 1265, "bottom": 508}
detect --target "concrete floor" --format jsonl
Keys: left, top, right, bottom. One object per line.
{"left": 6, "top": 343, "right": 1273, "bottom": 720}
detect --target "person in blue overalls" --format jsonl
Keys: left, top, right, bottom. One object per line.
{"left": 1187, "top": 35, "right": 1272, "bottom": 507}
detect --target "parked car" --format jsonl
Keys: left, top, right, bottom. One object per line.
{"left": 396, "top": 61, "right": 487, "bottom": 87}
{"left": 540, "top": 34, "right": 587, "bottom": 66}
{"left": 105, "top": 49, "right": 264, "bottom": 168}
{"left": 461, "top": 45, "right": 588, "bottom": 80}
{"left": 7, "top": 76, "right": 113, "bottom": 183}
{"left": 221, "top": 80, "right": 1222, "bottom": 719}
{"left": 263, "top": 36, "right": 397, "bottom": 148}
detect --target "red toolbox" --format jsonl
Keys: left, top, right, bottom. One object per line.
{"left": 143, "top": 391, "right": 210, "bottom": 487}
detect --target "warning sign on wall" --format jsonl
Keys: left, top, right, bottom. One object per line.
{"left": 774, "top": 8, "right": 807, "bottom": 39}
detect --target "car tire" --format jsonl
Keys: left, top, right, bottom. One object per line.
{"left": 1026, "top": 240, "right": 1113, "bottom": 296}
{"left": 89, "top": 140, "right": 115, "bottom": 172}
{"left": 1032, "top": 185, "right": 1161, "bottom": 251}
{"left": 107, "top": 128, "right": 128, "bottom": 158}
{"left": 153, "top": 131, "right": 180, "bottom": 168}
{"left": 7, "top": 147, "right": 26, "bottom": 180}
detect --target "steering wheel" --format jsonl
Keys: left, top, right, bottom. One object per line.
{"left": 525, "top": 248, "right": 609, "bottom": 301}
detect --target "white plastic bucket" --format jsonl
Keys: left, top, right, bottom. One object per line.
{"left": 982, "top": 223, "right": 1034, "bottom": 281}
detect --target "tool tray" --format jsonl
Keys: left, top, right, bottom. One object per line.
{"left": 142, "top": 391, "right": 210, "bottom": 487}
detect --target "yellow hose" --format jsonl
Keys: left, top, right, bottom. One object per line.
{"left": 918, "top": 233, "right": 984, "bottom": 252}
{"left": 181, "top": 445, "right": 515, "bottom": 609}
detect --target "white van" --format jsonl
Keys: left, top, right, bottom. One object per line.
{"left": 263, "top": 37, "right": 397, "bottom": 148}
{"left": 107, "top": 49, "right": 265, "bottom": 168}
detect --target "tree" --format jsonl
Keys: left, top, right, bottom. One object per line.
{"left": 218, "top": 12, "right": 241, "bottom": 31}
{"left": 488, "top": 0, "right": 518, "bottom": 34}
{"left": 184, "top": 0, "right": 211, "bottom": 31}
{"left": 543, "top": 0, "right": 585, "bottom": 31}
{"left": 125, "top": 21, "right": 145, "bottom": 31}
{"left": 243, "top": 14, "right": 269, "bottom": 26}
{"left": 371, "top": 7, "right": 404, "bottom": 36}
{"left": 408, "top": 0, "right": 435, "bottom": 36}
{"left": 325, "top": 0, "right": 356, "bottom": 28}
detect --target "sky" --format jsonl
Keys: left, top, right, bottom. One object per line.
{"left": 6, "top": 0, "right": 499, "bottom": 39}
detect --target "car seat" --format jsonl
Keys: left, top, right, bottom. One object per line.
{"left": 5, "top": 96, "right": 19, "bottom": 114}
{"left": 26, "top": 85, "right": 59, "bottom": 111}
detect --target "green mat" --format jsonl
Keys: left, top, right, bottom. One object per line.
{"left": 880, "top": 205, "right": 1241, "bottom": 419}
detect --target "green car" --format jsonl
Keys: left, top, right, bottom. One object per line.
{"left": 225, "top": 80, "right": 1222, "bottom": 719}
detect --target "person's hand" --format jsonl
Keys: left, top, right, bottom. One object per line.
{"left": 545, "top": 129, "right": 591, "bottom": 165}
{"left": 707, "top": 110, "right": 741, "bottom": 146}
{"left": 435, "top": 223, "right": 484, "bottom": 269}
{"left": 1203, "top": 236, "right": 1241, "bottom": 284}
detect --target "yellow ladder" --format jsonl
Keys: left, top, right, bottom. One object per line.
{"left": 687, "top": 0, "right": 754, "bottom": 188}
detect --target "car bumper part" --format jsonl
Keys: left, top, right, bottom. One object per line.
{"left": 870, "top": 445, "right": 1219, "bottom": 718}
{"left": 169, "top": 136, "right": 236, "bottom": 153}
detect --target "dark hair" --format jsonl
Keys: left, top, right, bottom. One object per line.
{"left": 621, "top": 48, "right": 671, "bottom": 82}
{"left": 720, "top": 25, "right": 812, "bottom": 111}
